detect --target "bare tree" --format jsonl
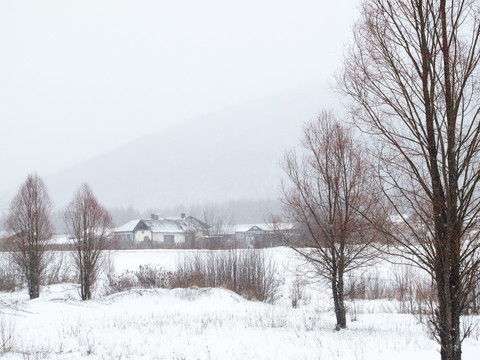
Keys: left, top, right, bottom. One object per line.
{"left": 202, "top": 205, "right": 235, "bottom": 248}
{"left": 4, "top": 173, "right": 53, "bottom": 299}
{"left": 340, "top": 1, "right": 480, "bottom": 358}
{"left": 279, "top": 112, "right": 384, "bottom": 330}
{"left": 64, "top": 183, "right": 113, "bottom": 300}
{"left": 203, "top": 205, "right": 233, "bottom": 237}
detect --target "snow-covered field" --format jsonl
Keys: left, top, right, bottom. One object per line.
{"left": 0, "top": 248, "right": 479, "bottom": 359}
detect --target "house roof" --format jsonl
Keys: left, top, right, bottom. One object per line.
{"left": 230, "top": 223, "right": 293, "bottom": 234}
{"left": 143, "top": 219, "right": 185, "bottom": 233}
{"left": 115, "top": 219, "right": 141, "bottom": 233}
{"left": 114, "top": 216, "right": 209, "bottom": 234}
{"left": 233, "top": 224, "right": 266, "bottom": 233}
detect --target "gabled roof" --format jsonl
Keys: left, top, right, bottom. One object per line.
{"left": 115, "top": 219, "right": 141, "bottom": 233}
{"left": 147, "top": 216, "right": 209, "bottom": 233}
{"left": 143, "top": 218, "right": 185, "bottom": 233}
{"left": 231, "top": 223, "right": 293, "bottom": 234}
{"left": 233, "top": 223, "right": 271, "bottom": 233}
{"left": 115, "top": 216, "right": 209, "bottom": 234}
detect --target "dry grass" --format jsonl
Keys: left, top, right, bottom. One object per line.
{"left": 104, "top": 249, "right": 281, "bottom": 303}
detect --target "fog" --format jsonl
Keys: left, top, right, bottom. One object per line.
{"left": 1, "top": 0, "right": 358, "bottom": 219}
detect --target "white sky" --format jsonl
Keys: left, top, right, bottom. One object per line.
{"left": 0, "top": 0, "right": 359, "bottom": 206}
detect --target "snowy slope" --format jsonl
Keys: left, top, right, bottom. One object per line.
{"left": 0, "top": 285, "right": 447, "bottom": 360}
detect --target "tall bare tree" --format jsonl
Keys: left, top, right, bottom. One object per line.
{"left": 279, "top": 112, "right": 384, "bottom": 330}
{"left": 340, "top": 0, "right": 480, "bottom": 358}
{"left": 5, "top": 173, "right": 53, "bottom": 299}
{"left": 64, "top": 183, "right": 113, "bottom": 300}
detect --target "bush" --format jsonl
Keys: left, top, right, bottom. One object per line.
{"left": 43, "top": 251, "right": 76, "bottom": 285}
{"left": 345, "top": 266, "right": 437, "bottom": 314}
{"left": 290, "top": 274, "right": 308, "bottom": 308}
{"left": 174, "top": 249, "right": 280, "bottom": 303}
{"left": 0, "top": 257, "right": 20, "bottom": 292}
{"left": 0, "top": 251, "right": 76, "bottom": 293}
{"left": 103, "top": 250, "right": 280, "bottom": 304}
{"left": 104, "top": 265, "right": 173, "bottom": 296}
{"left": 135, "top": 265, "right": 173, "bottom": 289}
{"left": 104, "top": 272, "right": 137, "bottom": 296}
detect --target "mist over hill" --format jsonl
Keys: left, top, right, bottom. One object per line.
{"left": 43, "top": 86, "right": 330, "bottom": 212}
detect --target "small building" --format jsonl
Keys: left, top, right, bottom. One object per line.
{"left": 114, "top": 214, "right": 209, "bottom": 245}
{"left": 114, "top": 219, "right": 140, "bottom": 242}
{"left": 234, "top": 224, "right": 268, "bottom": 247}
{"left": 233, "top": 223, "right": 292, "bottom": 248}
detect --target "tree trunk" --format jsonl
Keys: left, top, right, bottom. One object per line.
{"left": 79, "top": 266, "right": 89, "bottom": 301}
{"left": 437, "top": 1, "right": 462, "bottom": 359}
{"left": 27, "top": 257, "right": 40, "bottom": 299}
{"left": 28, "top": 277, "right": 40, "bottom": 300}
{"left": 82, "top": 268, "right": 92, "bottom": 300}
{"left": 332, "top": 273, "right": 347, "bottom": 330}
{"left": 436, "top": 265, "right": 461, "bottom": 360}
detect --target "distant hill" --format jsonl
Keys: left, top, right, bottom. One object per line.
{"left": 44, "top": 86, "right": 331, "bottom": 209}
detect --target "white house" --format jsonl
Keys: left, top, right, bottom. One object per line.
{"left": 114, "top": 214, "right": 209, "bottom": 244}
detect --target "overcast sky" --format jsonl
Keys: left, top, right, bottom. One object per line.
{"left": 0, "top": 0, "right": 358, "bottom": 207}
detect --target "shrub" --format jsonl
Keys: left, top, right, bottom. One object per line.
{"left": 345, "top": 266, "right": 437, "bottom": 315}
{"left": 104, "top": 272, "right": 137, "bottom": 296}
{"left": 104, "top": 265, "right": 174, "bottom": 296}
{"left": 290, "top": 274, "right": 308, "bottom": 308}
{"left": 43, "top": 251, "right": 76, "bottom": 285}
{"left": 103, "top": 250, "right": 280, "bottom": 304}
{"left": 174, "top": 249, "right": 280, "bottom": 303}
{"left": 0, "top": 256, "right": 21, "bottom": 292}
{"left": 135, "top": 265, "right": 173, "bottom": 289}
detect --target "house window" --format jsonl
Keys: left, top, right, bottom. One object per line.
{"left": 126, "top": 233, "right": 132, "bottom": 241}
{"left": 164, "top": 235, "right": 174, "bottom": 244}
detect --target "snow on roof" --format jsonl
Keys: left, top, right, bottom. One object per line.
{"left": 115, "top": 216, "right": 208, "bottom": 234}
{"left": 143, "top": 219, "right": 185, "bottom": 233}
{"left": 148, "top": 216, "right": 209, "bottom": 233}
{"left": 233, "top": 224, "right": 267, "bottom": 233}
{"left": 115, "top": 220, "right": 141, "bottom": 233}
{"left": 230, "top": 223, "right": 293, "bottom": 234}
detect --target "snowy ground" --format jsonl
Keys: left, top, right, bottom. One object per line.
{"left": 0, "top": 248, "right": 478, "bottom": 359}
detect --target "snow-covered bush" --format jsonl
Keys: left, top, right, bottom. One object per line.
{"left": 175, "top": 249, "right": 280, "bottom": 303}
